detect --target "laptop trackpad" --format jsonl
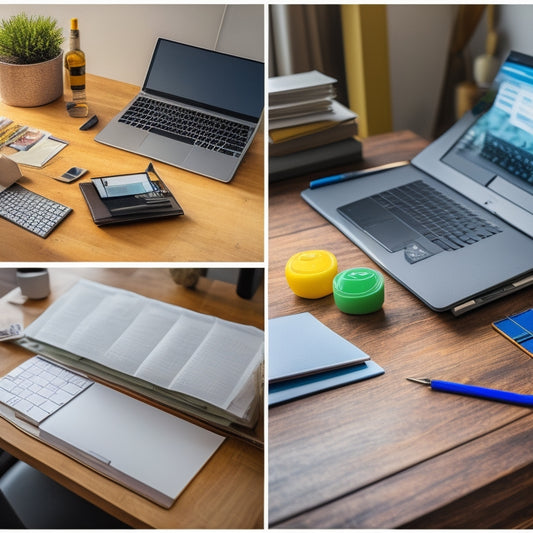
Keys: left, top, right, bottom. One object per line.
{"left": 140, "top": 134, "right": 192, "bottom": 163}
{"left": 338, "top": 198, "right": 422, "bottom": 251}
{"left": 183, "top": 147, "right": 237, "bottom": 182}
{"left": 337, "top": 197, "right": 444, "bottom": 266}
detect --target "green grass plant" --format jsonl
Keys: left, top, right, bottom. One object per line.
{"left": 0, "top": 13, "right": 64, "bottom": 64}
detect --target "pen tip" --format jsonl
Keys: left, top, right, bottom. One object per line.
{"left": 407, "top": 377, "right": 431, "bottom": 385}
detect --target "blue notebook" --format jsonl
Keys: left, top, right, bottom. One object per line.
{"left": 268, "top": 312, "right": 384, "bottom": 405}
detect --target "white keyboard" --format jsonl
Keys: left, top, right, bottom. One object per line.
{"left": 0, "top": 356, "right": 93, "bottom": 425}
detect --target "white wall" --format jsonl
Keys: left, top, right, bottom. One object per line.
{"left": 497, "top": 5, "right": 533, "bottom": 59}
{"left": 387, "top": 4, "right": 533, "bottom": 140}
{"left": 387, "top": 4, "right": 456, "bottom": 140}
{"left": 0, "top": 4, "right": 264, "bottom": 86}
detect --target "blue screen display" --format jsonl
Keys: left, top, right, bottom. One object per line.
{"left": 453, "top": 52, "right": 533, "bottom": 186}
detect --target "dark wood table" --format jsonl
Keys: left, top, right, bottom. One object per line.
{"left": 268, "top": 131, "right": 533, "bottom": 528}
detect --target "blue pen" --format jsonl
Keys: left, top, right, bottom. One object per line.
{"left": 309, "top": 160, "right": 410, "bottom": 189}
{"left": 408, "top": 378, "right": 533, "bottom": 407}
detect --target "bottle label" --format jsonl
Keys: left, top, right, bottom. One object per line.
{"left": 70, "top": 66, "right": 85, "bottom": 77}
{"left": 69, "top": 65, "right": 85, "bottom": 91}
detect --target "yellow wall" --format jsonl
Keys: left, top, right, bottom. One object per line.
{"left": 341, "top": 5, "right": 392, "bottom": 137}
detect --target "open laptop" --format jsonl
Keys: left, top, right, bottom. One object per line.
{"left": 96, "top": 38, "right": 264, "bottom": 183}
{"left": 302, "top": 50, "right": 533, "bottom": 314}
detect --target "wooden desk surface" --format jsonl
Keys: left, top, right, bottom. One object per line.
{"left": 0, "top": 74, "right": 264, "bottom": 262}
{"left": 268, "top": 131, "right": 533, "bottom": 528}
{"left": 0, "top": 268, "right": 264, "bottom": 529}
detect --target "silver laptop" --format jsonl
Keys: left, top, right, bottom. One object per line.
{"left": 96, "top": 38, "right": 264, "bottom": 183}
{"left": 302, "top": 51, "right": 533, "bottom": 314}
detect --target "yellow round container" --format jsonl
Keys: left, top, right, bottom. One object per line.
{"left": 285, "top": 250, "right": 338, "bottom": 299}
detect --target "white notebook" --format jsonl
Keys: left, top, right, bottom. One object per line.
{"left": 0, "top": 356, "right": 224, "bottom": 509}
{"left": 40, "top": 381, "right": 224, "bottom": 508}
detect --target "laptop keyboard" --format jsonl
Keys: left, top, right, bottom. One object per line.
{"left": 360, "top": 180, "right": 502, "bottom": 252}
{"left": 0, "top": 183, "right": 72, "bottom": 238}
{"left": 119, "top": 96, "right": 254, "bottom": 157}
{"left": 481, "top": 132, "right": 533, "bottom": 181}
{"left": 0, "top": 356, "right": 93, "bottom": 426}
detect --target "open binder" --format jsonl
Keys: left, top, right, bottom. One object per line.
{"left": 79, "top": 163, "right": 183, "bottom": 225}
{"left": 16, "top": 279, "right": 264, "bottom": 442}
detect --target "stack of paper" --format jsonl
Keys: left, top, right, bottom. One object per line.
{"left": 268, "top": 71, "right": 362, "bottom": 180}
{"left": 268, "top": 312, "right": 384, "bottom": 405}
{"left": 269, "top": 71, "right": 361, "bottom": 176}
{"left": 269, "top": 70, "right": 337, "bottom": 121}
{"left": 17, "top": 279, "right": 264, "bottom": 434}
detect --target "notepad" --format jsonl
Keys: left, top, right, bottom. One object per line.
{"left": 493, "top": 308, "right": 533, "bottom": 357}
{"left": 268, "top": 312, "right": 384, "bottom": 405}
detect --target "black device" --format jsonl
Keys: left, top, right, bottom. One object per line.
{"left": 54, "top": 167, "right": 88, "bottom": 183}
{"left": 80, "top": 115, "right": 99, "bottom": 131}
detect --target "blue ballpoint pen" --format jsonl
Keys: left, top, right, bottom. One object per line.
{"left": 309, "top": 160, "right": 410, "bottom": 189}
{"left": 407, "top": 377, "right": 533, "bottom": 407}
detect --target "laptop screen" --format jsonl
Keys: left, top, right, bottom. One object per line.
{"left": 143, "top": 38, "right": 264, "bottom": 122}
{"left": 443, "top": 51, "right": 533, "bottom": 197}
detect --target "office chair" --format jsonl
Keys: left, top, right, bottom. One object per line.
{"left": 0, "top": 458, "right": 128, "bottom": 528}
{"left": 0, "top": 448, "right": 16, "bottom": 474}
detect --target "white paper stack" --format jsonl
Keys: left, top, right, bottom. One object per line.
{"left": 268, "top": 70, "right": 361, "bottom": 166}
{"left": 18, "top": 279, "right": 264, "bottom": 431}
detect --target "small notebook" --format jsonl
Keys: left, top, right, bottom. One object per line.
{"left": 492, "top": 308, "right": 533, "bottom": 357}
{"left": 268, "top": 312, "right": 384, "bottom": 405}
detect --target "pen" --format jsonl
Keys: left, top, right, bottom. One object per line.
{"left": 407, "top": 377, "right": 533, "bottom": 407}
{"left": 48, "top": 135, "right": 69, "bottom": 144}
{"left": 309, "top": 160, "right": 410, "bottom": 189}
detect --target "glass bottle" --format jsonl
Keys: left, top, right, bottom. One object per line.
{"left": 64, "top": 18, "right": 88, "bottom": 117}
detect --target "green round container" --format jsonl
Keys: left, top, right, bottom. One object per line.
{"left": 333, "top": 267, "right": 384, "bottom": 314}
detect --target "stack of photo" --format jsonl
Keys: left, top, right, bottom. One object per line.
{"left": 268, "top": 70, "right": 362, "bottom": 180}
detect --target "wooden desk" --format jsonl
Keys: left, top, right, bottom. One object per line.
{"left": 268, "top": 131, "right": 533, "bottom": 528}
{"left": 0, "top": 74, "right": 264, "bottom": 262}
{"left": 0, "top": 268, "right": 264, "bottom": 528}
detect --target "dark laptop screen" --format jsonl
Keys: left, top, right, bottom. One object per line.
{"left": 444, "top": 51, "right": 533, "bottom": 194}
{"left": 143, "top": 38, "right": 264, "bottom": 122}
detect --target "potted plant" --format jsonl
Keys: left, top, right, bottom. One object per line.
{"left": 0, "top": 13, "right": 64, "bottom": 107}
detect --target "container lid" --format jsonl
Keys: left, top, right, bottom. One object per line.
{"left": 333, "top": 268, "right": 384, "bottom": 314}
{"left": 285, "top": 250, "right": 337, "bottom": 299}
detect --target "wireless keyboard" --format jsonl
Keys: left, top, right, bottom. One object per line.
{"left": 0, "top": 183, "right": 72, "bottom": 238}
{"left": 0, "top": 356, "right": 93, "bottom": 426}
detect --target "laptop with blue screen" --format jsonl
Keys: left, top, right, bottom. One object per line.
{"left": 302, "top": 51, "right": 533, "bottom": 314}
